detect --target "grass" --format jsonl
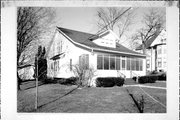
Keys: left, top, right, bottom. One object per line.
{"left": 126, "top": 86, "right": 166, "bottom": 113}
{"left": 18, "top": 83, "right": 166, "bottom": 113}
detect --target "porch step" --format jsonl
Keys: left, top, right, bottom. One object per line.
{"left": 124, "top": 78, "right": 137, "bottom": 85}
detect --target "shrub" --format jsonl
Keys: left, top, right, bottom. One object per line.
{"left": 132, "top": 77, "right": 137, "bottom": 81}
{"left": 138, "top": 75, "right": 157, "bottom": 84}
{"left": 150, "top": 70, "right": 158, "bottom": 75}
{"left": 96, "top": 77, "right": 124, "bottom": 87}
{"left": 115, "top": 77, "right": 125, "bottom": 86}
{"left": 157, "top": 72, "right": 166, "bottom": 81}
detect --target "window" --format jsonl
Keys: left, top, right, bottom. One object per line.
{"left": 126, "top": 58, "right": 131, "bottom": 70}
{"left": 131, "top": 58, "right": 136, "bottom": 70}
{"left": 136, "top": 59, "right": 140, "bottom": 71}
{"left": 116, "top": 57, "right": 120, "bottom": 70}
{"left": 57, "top": 61, "right": 59, "bottom": 71}
{"left": 158, "top": 58, "right": 162, "bottom": 67}
{"left": 147, "top": 59, "right": 150, "bottom": 68}
{"left": 157, "top": 47, "right": 162, "bottom": 54}
{"left": 96, "top": 54, "right": 143, "bottom": 71}
{"left": 79, "top": 54, "right": 89, "bottom": 69}
{"left": 85, "top": 54, "right": 89, "bottom": 69}
{"left": 97, "top": 55, "right": 103, "bottom": 69}
{"left": 122, "top": 57, "right": 126, "bottom": 70}
{"left": 104, "top": 55, "right": 109, "bottom": 70}
{"left": 140, "top": 59, "right": 143, "bottom": 71}
{"left": 70, "top": 59, "right": 72, "bottom": 71}
{"left": 110, "top": 56, "right": 115, "bottom": 70}
{"left": 51, "top": 63, "right": 53, "bottom": 70}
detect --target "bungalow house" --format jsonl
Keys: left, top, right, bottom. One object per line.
{"left": 135, "top": 29, "right": 167, "bottom": 73}
{"left": 47, "top": 27, "right": 146, "bottom": 85}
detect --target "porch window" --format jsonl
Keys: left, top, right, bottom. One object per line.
{"left": 96, "top": 54, "right": 143, "bottom": 71}
{"left": 140, "top": 59, "right": 143, "bottom": 71}
{"left": 126, "top": 57, "right": 131, "bottom": 70}
{"left": 131, "top": 58, "right": 136, "bottom": 70}
{"left": 110, "top": 56, "right": 115, "bottom": 70}
{"left": 97, "top": 55, "right": 103, "bottom": 69}
{"left": 122, "top": 57, "right": 126, "bottom": 70}
{"left": 104, "top": 55, "right": 109, "bottom": 70}
{"left": 136, "top": 59, "right": 140, "bottom": 71}
{"left": 116, "top": 57, "right": 120, "bottom": 70}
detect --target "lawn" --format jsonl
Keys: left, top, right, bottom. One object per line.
{"left": 125, "top": 86, "right": 166, "bottom": 113}
{"left": 18, "top": 83, "right": 166, "bottom": 113}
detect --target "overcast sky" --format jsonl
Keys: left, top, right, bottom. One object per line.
{"left": 55, "top": 7, "right": 165, "bottom": 47}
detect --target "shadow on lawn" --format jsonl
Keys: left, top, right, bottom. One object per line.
{"left": 20, "top": 81, "right": 44, "bottom": 91}
{"left": 36, "top": 86, "right": 79, "bottom": 111}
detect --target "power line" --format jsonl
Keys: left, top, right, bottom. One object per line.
{"left": 88, "top": 7, "right": 132, "bottom": 40}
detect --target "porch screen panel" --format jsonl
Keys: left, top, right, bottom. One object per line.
{"left": 140, "top": 59, "right": 143, "bottom": 71}
{"left": 127, "top": 58, "right": 131, "bottom": 70}
{"left": 110, "top": 56, "right": 115, "bottom": 70}
{"left": 104, "top": 55, "right": 109, "bottom": 70}
{"left": 131, "top": 58, "right": 136, "bottom": 70}
{"left": 122, "top": 57, "right": 126, "bottom": 70}
{"left": 136, "top": 59, "right": 140, "bottom": 71}
{"left": 116, "top": 57, "right": 120, "bottom": 70}
{"left": 97, "top": 55, "right": 103, "bottom": 69}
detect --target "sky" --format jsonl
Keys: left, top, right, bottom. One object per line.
{"left": 55, "top": 7, "right": 165, "bottom": 48}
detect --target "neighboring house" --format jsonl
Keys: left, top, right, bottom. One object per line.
{"left": 47, "top": 27, "right": 146, "bottom": 82}
{"left": 136, "top": 29, "right": 167, "bottom": 72}
{"left": 18, "top": 64, "right": 35, "bottom": 80}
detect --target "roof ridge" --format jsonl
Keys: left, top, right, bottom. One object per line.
{"left": 57, "top": 26, "right": 95, "bottom": 36}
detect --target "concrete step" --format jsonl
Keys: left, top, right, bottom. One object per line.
{"left": 125, "top": 78, "right": 137, "bottom": 85}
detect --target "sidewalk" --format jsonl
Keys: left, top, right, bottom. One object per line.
{"left": 124, "top": 84, "right": 166, "bottom": 89}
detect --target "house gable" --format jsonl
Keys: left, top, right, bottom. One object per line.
{"left": 92, "top": 30, "right": 119, "bottom": 48}
{"left": 150, "top": 30, "right": 166, "bottom": 47}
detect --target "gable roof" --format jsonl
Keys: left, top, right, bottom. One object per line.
{"left": 57, "top": 27, "right": 145, "bottom": 57}
{"left": 136, "top": 31, "right": 161, "bottom": 50}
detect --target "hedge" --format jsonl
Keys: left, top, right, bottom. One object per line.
{"left": 96, "top": 77, "right": 125, "bottom": 87}
{"left": 157, "top": 73, "right": 166, "bottom": 81}
{"left": 138, "top": 75, "right": 157, "bottom": 84}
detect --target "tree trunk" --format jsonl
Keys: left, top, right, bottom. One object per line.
{"left": 17, "top": 52, "right": 21, "bottom": 90}
{"left": 17, "top": 71, "right": 22, "bottom": 90}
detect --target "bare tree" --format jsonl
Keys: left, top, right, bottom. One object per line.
{"left": 17, "top": 7, "right": 56, "bottom": 90}
{"left": 96, "top": 7, "right": 135, "bottom": 41}
{"left": 131, "top": 8, "right": 165, "bottom": 54}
